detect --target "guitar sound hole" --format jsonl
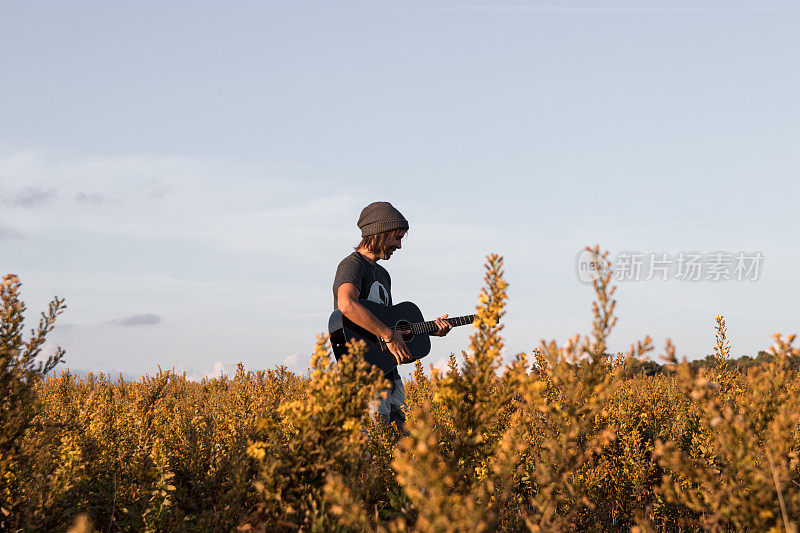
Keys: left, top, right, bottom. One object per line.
{"left": 396, "top": 320, "right": 413, "bottom": 342}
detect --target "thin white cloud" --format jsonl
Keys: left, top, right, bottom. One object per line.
{"left": 282, "top": 353, "right": 309, "bottom": 373}
{"left": 110, "top": 313, "right": 161, "bottom": 326}
{"left": 0, "top": 148, "right": 353, "bottom": 256}
{"left": 392, "top": 5, "right": 800, "bottom": 13}
{"left": 0, "top": 225, "right": 25, "bottom": 240}
{"left": 148, "top": 186, "right": 170, "bottom": 199}
{"left": 184, "top": 361, "right": 233, "bottom": 381}
{"left": 75, "top": 191, "right": 111, "bottom": 204}
{"left": 208, "top": 361, "right": 228, "bottom": 377}
{"left": 4, "top": 184, "right": 56, "bottom": 207}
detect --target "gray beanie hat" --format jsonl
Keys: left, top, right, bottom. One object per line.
{"left": 357, "top": 201, "right": 409, "bottom": 237}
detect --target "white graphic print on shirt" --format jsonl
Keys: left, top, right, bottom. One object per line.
{"left": 367, "top": 281, "right": 389, "bottom": 305}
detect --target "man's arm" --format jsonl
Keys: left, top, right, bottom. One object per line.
{"left": 337, "top": 283, "right": 413, "bottom": 364}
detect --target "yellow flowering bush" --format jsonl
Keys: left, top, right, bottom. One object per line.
{"left": 3, "top": 247, "right": 800, "bottom": 532}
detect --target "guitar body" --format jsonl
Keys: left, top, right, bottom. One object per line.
{"left": 329, "top": 300, "right": 432, "bottom": 374}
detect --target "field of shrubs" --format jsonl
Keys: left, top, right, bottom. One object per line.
{"left": 2, "top": 247, "right": 800, "bottom": 532}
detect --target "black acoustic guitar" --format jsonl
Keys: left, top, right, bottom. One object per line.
{"left": 328, "top": 299, "right": 477, "bottom": 374}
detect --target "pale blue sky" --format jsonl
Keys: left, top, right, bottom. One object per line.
{"left": 2, "top": 1, "right": 798, "bottom": 378}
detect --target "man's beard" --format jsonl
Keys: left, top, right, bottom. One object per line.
{"left": 379, "top": 247, "right": 395, "bottom": 260}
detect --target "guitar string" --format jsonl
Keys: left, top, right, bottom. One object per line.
{"left": 408, "top": 315, "right": 477, "bottom": 335}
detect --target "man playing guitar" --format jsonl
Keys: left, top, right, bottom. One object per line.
{"left": 332, "top": 201, "right": 452, "bottom": 432}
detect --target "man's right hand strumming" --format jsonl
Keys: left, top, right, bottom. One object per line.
{"left": 382, "top": 329, "right": 413, "bottom": 365}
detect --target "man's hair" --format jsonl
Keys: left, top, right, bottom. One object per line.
{"left": 355, "top": 228, "right": 406, "bottom": 255}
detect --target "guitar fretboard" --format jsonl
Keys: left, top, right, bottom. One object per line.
{"left": 409, "top": 315, "right": 477, "bottom": 335}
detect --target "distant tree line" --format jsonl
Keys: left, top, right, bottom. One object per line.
{"left": 621, "top": 350, "right": 799, "bottom": 377}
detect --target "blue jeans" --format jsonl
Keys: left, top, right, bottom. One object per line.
{"left": 371, "top": 369, "right": 407, "bottom": 434}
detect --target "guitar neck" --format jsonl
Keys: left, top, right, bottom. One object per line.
{"left": 409, "top": 314, "right": 477, "bottom": 335}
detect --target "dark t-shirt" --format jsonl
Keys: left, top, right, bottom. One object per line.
{"left": 332, "top": 252, "right": 392, "bottom": 310}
